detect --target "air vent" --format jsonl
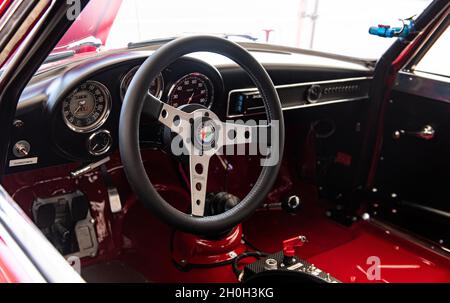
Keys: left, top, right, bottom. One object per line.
{"left": 323, "top": 84, "right": 360, "bottom": 96}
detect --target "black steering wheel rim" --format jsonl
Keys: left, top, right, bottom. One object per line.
{"left": 119, "top": 35, "right": 285, "bottom": 235}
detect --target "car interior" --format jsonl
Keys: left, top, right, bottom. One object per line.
{"left": 0, "top": 0, "right": 448, "bottom": 283}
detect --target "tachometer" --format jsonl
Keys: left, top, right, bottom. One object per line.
{"left": 120, "top": 66, "right": 164, "bottom": 101}
{"left": 62, "top": 81, "right": 111, "bottom": 133}
{"left": 167, "top": 73, "right": 213, "bottom": 108}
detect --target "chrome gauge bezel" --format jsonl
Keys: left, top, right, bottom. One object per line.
{"left": 167, "top": 72, "right": 214, "bottom": 108}
{"left": 120, "top": 66, "right": 164, "bottom": 101}
{"left": 87, "top": 129, "right": 113, "bottom": 156}
{"left": 62, "top": 81, "right": 112, "bottom": 133}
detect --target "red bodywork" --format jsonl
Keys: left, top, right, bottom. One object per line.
{"left": 0, "top": 237, "right": 21, "bottom": 283}
{"left": 53, "top": 0, "right": 123, "bottom": 53}
{"left": 0, "top": 0, "right": 12, "bottom": 16}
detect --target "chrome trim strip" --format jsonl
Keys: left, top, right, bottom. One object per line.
{"left": 283, "top": 96, "right": 369, "bottom": 111}
{"left": 227, "top": 77, "right": 372, "bottom": 118}
{"left": 395, "top": 71, "right": 450, "bottom": 103}
{"left": 120, "top": 65, "right": 164, "bottom": 101}
{"left": 0, "top": 0, "right": 22, "bottom": 33}
{"left": 0, "top": 185, "right": 84, "bottom": 282}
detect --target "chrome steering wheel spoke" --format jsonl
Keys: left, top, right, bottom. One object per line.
{"left": 189, "top": 154, "right": 212, "bottom": 217}
{"left": 220, "top": 122, "right": 270, "bottom": 147}
{"left": 144, "top": 94, "right": 191, "bottom": 136}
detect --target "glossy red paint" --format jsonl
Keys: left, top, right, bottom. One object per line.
{"left": 117, "top": 187, "right": 450, "bottom": 283}
{"left": 119, "top": 201, "right": 240, "bottom": 282}
{"left": 2, "top": 144, "right": 449, "bottom": 283}
{"left": 0, "top": 237, "right": 20, "bottom": 283}
{"left": 307, "top": 222, "right": 450, "bottom": 283}
{"left": 172, "top": 225, "right": 246, "bottom": 267}
{"left": 54, "top": 0, "right": 123, "bottom": 53}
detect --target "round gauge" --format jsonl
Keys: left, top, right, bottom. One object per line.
{"left": 167, "top": 73, "right": 213, "bottom": 108}
{"left": 62, "top": 81, "right": 111, "bottom": 133}
{"left": 120, "top": 66, "right": 164, "bottom": 101}
{"left": 87, "top": 130, "right": 113, "bottom": 156}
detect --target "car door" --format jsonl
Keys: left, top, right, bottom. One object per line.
{"left": 0, "top": 0, "right": 86, "bottom": 282}
{"left": 371, "top": 20, "right": 450, "bottom": 248}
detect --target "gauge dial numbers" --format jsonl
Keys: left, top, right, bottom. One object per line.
{"left": 62, "top": 81, "right": 111, "bottom": 133}
{"left": 120, "top": 66, "right": 164, "bottom": 101}
{"left": 167, "top": 73, "right": 214, "bottom": 108}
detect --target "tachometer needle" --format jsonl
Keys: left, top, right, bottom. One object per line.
{"left": 187, "top": 91, "right": 195, "bottom": 104}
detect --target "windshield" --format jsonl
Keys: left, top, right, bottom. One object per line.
{"left": 54, "top": 0, "right": 433, "bottom": 60}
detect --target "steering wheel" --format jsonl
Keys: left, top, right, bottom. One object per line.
{"left": 119, "top": 36, "right": 284, "bottom": 235}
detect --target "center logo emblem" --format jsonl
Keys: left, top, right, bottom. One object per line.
{"left": 197, "top": 124, "right": 215, "bottom": 145}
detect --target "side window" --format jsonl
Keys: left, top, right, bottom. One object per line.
{"left": 413, "top": 25, "right": 449, "bottom": 78}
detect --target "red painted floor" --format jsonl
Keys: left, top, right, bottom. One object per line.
{"left": 119, "top": 197, "right": 450, "bottom": 283}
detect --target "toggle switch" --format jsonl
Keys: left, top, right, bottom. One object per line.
{"left": 13, "top": 140, "right": 31, "bottom": 158}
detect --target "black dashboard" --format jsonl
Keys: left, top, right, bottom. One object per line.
{"left": 6, "top": 45, "right": 373, "bottom": 174}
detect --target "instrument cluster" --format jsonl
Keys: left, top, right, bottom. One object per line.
{"left": 56, "top": 57, "right": 224, "bottom": 160}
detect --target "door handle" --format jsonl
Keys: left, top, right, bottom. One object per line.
{"left": 393, "top": 125, "right": 435, "bottom": 140}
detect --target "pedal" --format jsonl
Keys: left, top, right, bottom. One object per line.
{"left": 100, "top": 164, "right": 122, "bottom": 213}
{"left": 107, "top": 186, "right": 122, "bottom": 213}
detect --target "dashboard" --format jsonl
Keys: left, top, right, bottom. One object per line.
{"left": 6, "top": 46, "right": 372, "bottom": 174}
{"left": 62, "top": 59, "right": 221, "bottom": 137}
{"left": 44, "top": 56, "right": 224, "bottom": 162}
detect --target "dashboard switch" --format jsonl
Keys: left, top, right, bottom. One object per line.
{"left": 13, "top": 140, "right": 31, "bottom": 158}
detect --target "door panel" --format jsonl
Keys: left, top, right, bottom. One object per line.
{"left": 373, "top": 72, "right": 450, "bottom": 246}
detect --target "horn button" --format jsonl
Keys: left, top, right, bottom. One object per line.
{"left": 162, "top": 104, "right": 220, "bottom": 155}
